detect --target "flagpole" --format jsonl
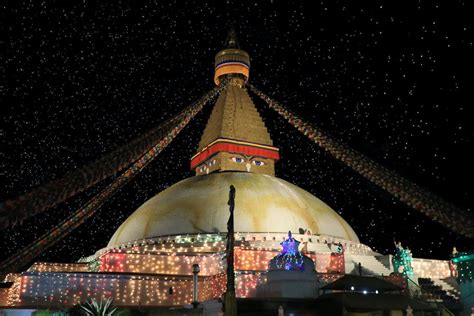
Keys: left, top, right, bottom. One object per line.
{"left": 224, "top": 185, "right": 237, "bottom": 316}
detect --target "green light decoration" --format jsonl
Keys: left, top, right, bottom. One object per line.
{"left": 391, "top": 242, "right": 414, "bottom": 277}
{"left": 452, "top": 253, "right": 474, "bottom": 264}
{"left": 88, "top": 258, "right": 101, "bottom": 272}
{"left": 452, "top": 250, "right": 474, "bottom": 283}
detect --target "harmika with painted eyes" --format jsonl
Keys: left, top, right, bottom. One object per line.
{"left": 198, "top": 155, "right": 266, "bottom": 174}
{"left": 231, "top": 154, "right": 265, "bottom": 172}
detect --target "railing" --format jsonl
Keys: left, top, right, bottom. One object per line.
{"left": 412, "top": 277, "right": 457, "bottom": 316}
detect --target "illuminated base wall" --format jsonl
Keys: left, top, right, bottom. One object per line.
{"left": 0, "top": 233, "right": 455, "bottom": 308}
{"left": 8, "top": 272, "right": 226, "bottom": 307}
{"left": 97, "top": 249, "right": 343, "bottom": 276}
{"left": 95, "top": 232, "right": 369, "bottom": 275}
{"left": 411, "top": 258, "right": 451, "bottom": 279}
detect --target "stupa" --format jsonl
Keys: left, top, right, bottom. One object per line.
{"left": 0, "top": 32, "right": 462, "bottom": 314}
{"left": 108, "top": 30, "right": 358, "bottom": 247}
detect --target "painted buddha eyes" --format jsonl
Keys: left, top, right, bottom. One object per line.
{"left": 252, "top": 160, "right": 265, "bottom": 166}
{"left": 231, "top": 156, "right": 265, "bottom": 166}
{"left": 197, "top": 159, "right": 217, "bottom": 173}
{"left": 231, "top": 157, "right": 245, "bottom": 163}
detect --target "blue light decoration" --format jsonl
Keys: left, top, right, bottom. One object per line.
{"left": 275, "top": 231, "right": 305, "bottom": 271}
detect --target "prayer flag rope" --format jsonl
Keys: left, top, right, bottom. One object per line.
{"left": 0, "top": 83, "right": 226, "bottom": 275}
{"left": 0, "top": 112, "right": 183, "bottom": 228}
{"left": 249, "top": 84, "right": 474, "bottom": 239}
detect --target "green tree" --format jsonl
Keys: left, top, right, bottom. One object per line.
{"left": 78, "top": 297, "right": 118, "bottom": 316}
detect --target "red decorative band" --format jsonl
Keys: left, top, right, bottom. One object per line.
{"left": 190, "top": 140, "right": 279, "bottom": 169}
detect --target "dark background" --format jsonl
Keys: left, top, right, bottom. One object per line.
{"left": 2, "top": 0, "right": 472, "bottom": 270}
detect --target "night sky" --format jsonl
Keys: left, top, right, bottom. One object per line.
{"left": 2, "top": 0, "right": 472, "bottom": 270}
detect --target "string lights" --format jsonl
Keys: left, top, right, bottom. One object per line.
{"left": 0, "top": 115, "right": 179, "bottom": 229}
{"left": 410, "top": 258, "right": 451, "bottom": 279}
{"left": 0, "top": 232, "right": 455, "bottom": 307}
{"left": 12, "top": 272, "right": 226, "bottom": 307}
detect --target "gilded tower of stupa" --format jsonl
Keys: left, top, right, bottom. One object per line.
{"left": 106, "top": 32, "right": 358, "bottom": 245}
{"left": 191, "top": 30, "right": 280, "bottom": 176}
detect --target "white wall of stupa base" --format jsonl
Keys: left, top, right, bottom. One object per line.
{"left": 0, "top": 232, "right": 457, "bottom": 308}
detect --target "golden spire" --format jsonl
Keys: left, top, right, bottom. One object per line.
{"left": 225, "top": 28, "right": 239, "bottom": 48}
{"left": 191, "top": 31, "right": 279, "bottom": 176}
{"left": 213, "top": 30, "right": 250, "bottom": 86}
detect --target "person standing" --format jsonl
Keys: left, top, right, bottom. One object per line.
{"left": 278, "top": 305, "right": 284, "bottom": 316}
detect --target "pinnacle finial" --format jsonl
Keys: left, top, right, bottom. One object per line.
{"left": 225, "top": 28, "right": 239, "bottom": 49}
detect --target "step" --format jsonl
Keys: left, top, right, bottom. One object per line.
{"left": 432, "top": 279, "right": 460, "bottom": 299}
{"left": 349, "top": 254, "right": 392, "bottom": 276}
